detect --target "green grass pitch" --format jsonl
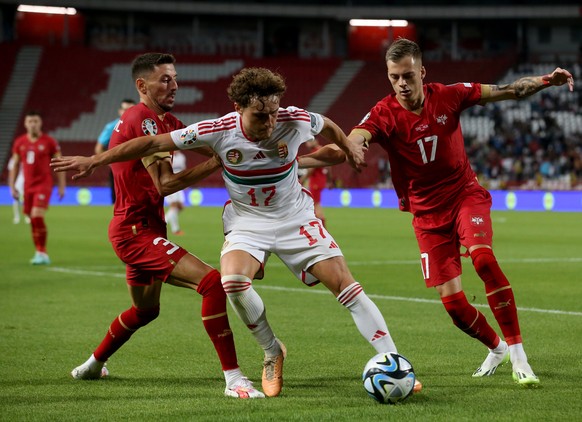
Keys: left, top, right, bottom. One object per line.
{"left": 1, "top": 205, "right": 581, "bottom": 421}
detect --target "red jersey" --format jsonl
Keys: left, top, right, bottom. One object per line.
{"left": 308, "top": 146, "right": 328, "bottom": 192}
{"left": 11, "top": 133, "right": 60, "bottom": 192}
{"left": 309, "top": 167, "right": 327, "bottom": 191}
{"left": 354, "top": 82, "right": 482, "bottom": 215}
{"left": 108, "top": 103, "right": 185, "bottom": 238}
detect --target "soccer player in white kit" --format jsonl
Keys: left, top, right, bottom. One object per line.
{"left": 164, "top": 150, "right": 187, "bottom": 234}
{"left": 50, "top": 67, "right": 420, "bottom": 398}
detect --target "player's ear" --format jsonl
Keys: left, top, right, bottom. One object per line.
{"left": 136, "top": 78, "right": 147, "bottom": 95}
{"left": 234, "top": 102, "right": 243, "bottom": 115}
{"left": 420, "top": 66, "right": 426, "bottom": 80}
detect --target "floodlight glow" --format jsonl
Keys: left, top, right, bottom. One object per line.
{"left": 17, "top": 5, "right": 77, "bottom": 15}
{"left": 349, "top": 19, "right": 408, "bottom": 27}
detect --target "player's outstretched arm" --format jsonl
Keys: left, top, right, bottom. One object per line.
{"left": 319, "top": 117, "right": 366, "bottom": 172}
{"left": 480, "top": 67, "right": 574, "bottom": 104}
{"left": 298, "top": 144, "right": 346, "bottom": 169}
{"left": 50, "top": 133, "right": 175, "bottom": 180}
{"left": 7, "top": 154, "right": 20, "bottom": 200}
{"left": 155, "top": 155, "right": 222, "bottom": 196}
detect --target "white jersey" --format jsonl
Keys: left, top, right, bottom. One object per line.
{"left": 170, "top": 106, "right": 324, "bottom": 220}
{"left": 164, "top": 151, "right": 187, "bottom": 205}
{"left": 8, "top": 156, "right": 24, "bottom": 194}
{"left": 171, "top": 150, "right": 187, "bottom": 173}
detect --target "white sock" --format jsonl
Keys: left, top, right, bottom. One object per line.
{"left": 86, "top": 353, "right": 104, "bottom": 367}
{"left": 509, "top": 343, "right": 527, "bottom": 363}
{"left": 165, "top": 207, "right": 180, "bottom": 232}
{"left": 224, "top": 367, "right": 244, "bottom": 387}
{"left": 489, "top": 339, "right": 508, "bottom": 354}
{"left": 12, "top": 200, "right": 20, "bottom": 222}
{"left": 221, "top": 275, "right": 278, "bottom": 355}
{"left": 337, "top": 282, "right": 397, "bottom": 353}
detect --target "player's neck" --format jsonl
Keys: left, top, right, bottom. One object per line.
{"left": 399, "top": 96, "right": 424, "bottom": 115}
{"left": 27, "top": 132, "right": 41, "bottom": 142}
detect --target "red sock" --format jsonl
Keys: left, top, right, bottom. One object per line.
{"left": 197, "top": 269, "right": 238, "bottom": 371}
{"left": 471, "top": 248, "right": 522, "bottom": 345}
{"left": 30, "top": 217, "right": 47, "bottom": 252}
{"left": 93, "top": 305, "right": 159, "bottom": 362}
{"left": 441, "top": 291, "right": 499, "bottom": 349}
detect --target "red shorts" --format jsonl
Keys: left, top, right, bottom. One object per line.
{"left": 413, "top": 184, "right": 493, "bottom": 287}
{"left": 110, "top": 226, "right": 189, "bottom": 286}
{"left": 23, "top": 188, "right": 52, "bottom": 215}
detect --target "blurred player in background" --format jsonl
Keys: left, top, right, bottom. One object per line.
{"left": 7, "top": 155, "right": 29, "bottom": 224}
{"left": 9, "top": 111, "right": 65, "bottom": 265}
{"left": 60, "top": 53, "right": 263, "bottom": 399}
{"left": 164, "top": 150, "right": 187, "bottom": 235}
{"left": 95, "top": 98, "right": 136, "bottom": 203}
{"left": 319, "top": 38, "right": 574, "bottom": 387}
{"left": 299, "top": 139, "right": 330, "bottom": 227}
{"left": 52, "top": 67, "right": 422, "bottom": 398}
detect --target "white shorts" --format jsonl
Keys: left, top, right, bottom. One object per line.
{"left": 221, "top": 202, "right": 343, "bottom": 286}
{"left": 165, "top": 190, "right": 185, "bottom": 205}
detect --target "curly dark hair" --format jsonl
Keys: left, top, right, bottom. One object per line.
{"left": 131, "top": 53, "right": 175, "bottom": 80}
{"left": 227, "top": 67, "right": 286, "bottom": 109}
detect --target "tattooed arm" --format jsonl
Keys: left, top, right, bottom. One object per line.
{"left": 479, "top": 67, "right": 574, "bottom": 104}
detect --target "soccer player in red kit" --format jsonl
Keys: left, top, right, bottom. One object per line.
{"left": 9, "top": 111, "right": 66, "bottom": 265}
{"left": 347, "top": 38, "right": 574, "bottom": 387}
{"left": 67, "top": 53, "right": 263, "bottom": 399}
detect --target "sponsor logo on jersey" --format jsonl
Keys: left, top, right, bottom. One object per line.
{"left": 38, "top": 144, "right": 45, "bottom": 151}
{"left": 471, "top": 215, "right": 484, "bottom": 226}
{"left": 415, "top": 124, "right": 429, "bottom": 132}
{"left": 180, "top": 129, "right": 197, "bottom": 145}
{"left": 436, "top": 114, "right": 448, "bottom": 126}
{"left": 226, "top": 149, "right": 243, "bottom": 164}
{"left": 277, "top": 142, "right": 288, "bottom": 160}
{"left": 141, "top": 118, "right": 158, "bottom": 136}
{"left": 253, "top": 151, "right": 267, "bottom": 160}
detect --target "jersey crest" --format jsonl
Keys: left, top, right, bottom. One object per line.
{"left": 226, "top": 149, "right": 243, "bottom": 164}
{"left": 141, "top": 118, "right": 158, "bottom": 136}
{"left": 436, "top": 114, "right": 448, "bottom": 125}
{"left": 277, "top": 142, "right": 289, "bottom": 160}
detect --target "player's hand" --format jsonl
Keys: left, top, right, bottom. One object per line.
{"left": 542, "top": 68, "right": 574, "bottom": 92}
{"left": 58, "top": 187, "right": 65, "bottom": 201}
{"left": 9, "top": 187, "right": 19, "bottom": 200}
{"left": 50, "top": 156, "right": 96, "bottom": 180}
{"left": 344, "top": 139, "right": 367, "bottom": 172}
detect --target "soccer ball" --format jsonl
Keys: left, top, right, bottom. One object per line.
{"left": 362, "top": 352, "right": 416, "bottom": 404}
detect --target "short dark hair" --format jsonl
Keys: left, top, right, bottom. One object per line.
{"left": 227, "top": 67, "right": 286, "bottom": 108}
{"left": 25, "top": 110, "right": 42, "bottom": 118}
{"left": 121, "top": 98, "right": 135, "bottom": 105}
{"left": 385, "top": 38, "right": 422, "bottom": 63}
{"left": 131, "top": 53, "right": 175, "bottom": 80}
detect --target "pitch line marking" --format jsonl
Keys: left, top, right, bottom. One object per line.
{"left": 46, "top": 266, "right": 582, "bottom": 317}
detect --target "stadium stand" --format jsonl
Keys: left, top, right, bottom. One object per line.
{"left": 1, "top": 45, "right": 580, "bottom": 190}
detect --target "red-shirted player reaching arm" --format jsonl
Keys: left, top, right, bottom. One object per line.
{"left": 8, "top": 111, "right": 66, "bottom": 265}
{"left": 56, "top": 53, "right": 263, "bottom": 399}
{"left": 302, "top": 38, "right": 573, "bottom": 388}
